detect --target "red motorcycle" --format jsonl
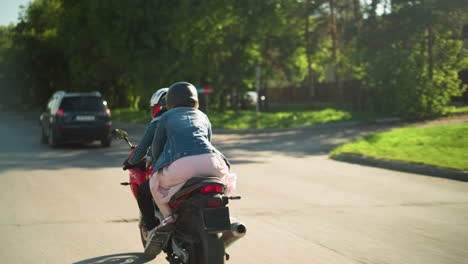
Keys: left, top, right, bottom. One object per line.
{"left": 112, "top": 129, "right": 246, "bottom": 263}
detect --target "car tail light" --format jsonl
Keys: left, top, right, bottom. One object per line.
{"left": 199, "top": 184, "right": 224, "bottom": 194}
{"left": 57, "top": 109, "right": 64, "bottom": 115}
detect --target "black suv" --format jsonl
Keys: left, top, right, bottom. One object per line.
{"left": 40, "top": 91, "right": 112, "bottom": 147}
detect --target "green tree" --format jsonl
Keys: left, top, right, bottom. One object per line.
{"left": 10, "top": 0, "right": 68, "bottom": 106}
{"left": 4, "top": 0, "right": 467, "bottom": 117}
{"left": 359, "top": 0, "right": 468, "bottom": 119}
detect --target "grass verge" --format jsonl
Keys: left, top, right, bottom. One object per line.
{"left": 111, "top": 108, "right": 151, "bottom": 124}
{"left": 208, "top": 109, "right": 364, "bottom": 129}
{"left": 444, "top": 105, "right": 468, "bottom": 114}
{"left": 111, "top": 107, "right": 382, "bottom": 129}
{"left": 330, "top": 123, "right": 468, "bottom": 171}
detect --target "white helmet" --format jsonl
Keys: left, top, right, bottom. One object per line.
{"left": 150, "top": 88, "right": 169, "bottom": 107}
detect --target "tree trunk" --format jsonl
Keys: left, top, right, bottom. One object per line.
{"left": 260, "top": 36, "right": 270, "bottom": 112}
{"left": 352, "top": 0, "right": 364, "bottom": 109}
{"left": 352, "top": 0, "right": 360, "bottom": 18}
{"left": 330, "top": 0, "right": 338, "bottom": 64}
{"left": 428, "top": 27, "right": 434, "bottom": 80}
{"left": 419, "top": 31, "right": 426, "bottom": 71}
{"left": 352, "top": 0, "right": 362, "bottom": 30}
{"left": 370, "top": 0, "right": 380, "bottom": 21}
{"left": 218, "top": 89, "right": 227, "bottom": 111}
{"left": 305, "top": 0, "right": 315, "bottom": 98}
{"left": 262, "top": 81, "right": 269, "bottom": 112}
{"left": 329, "top": 0, "right": 341, "bottom": 101}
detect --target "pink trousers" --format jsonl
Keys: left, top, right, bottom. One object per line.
{"left": 149, "top": 153, "right": 235, "bottom": 218}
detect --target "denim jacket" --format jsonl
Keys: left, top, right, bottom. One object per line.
{"left": 128, "top": 116, "right": 161, "bottom": 165}
{"left": 151, "top": 107, "right": 229, "bottom": 171}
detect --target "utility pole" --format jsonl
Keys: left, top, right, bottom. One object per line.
{"left": 329, "top": 0, "right": 341, "bottom": 101}
{"left": 305, "top": 0, "right": 315, "bottom": 98}
{"left": 255, "top": 66, "right": 261, "bottom": 113}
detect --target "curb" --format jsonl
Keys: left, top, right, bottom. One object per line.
{"left": 332, "top": 153, "right": 468, "bottom": 182}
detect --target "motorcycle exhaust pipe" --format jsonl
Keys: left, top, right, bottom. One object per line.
{"left": 221, "top": 222, "right": 247, "bottom": 249}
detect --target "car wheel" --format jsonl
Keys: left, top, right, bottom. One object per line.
{"left": 40, "top": 127, "right": 48, "bottom": 144}
{"left": 101, "top": 137, "right": 112, "bottom": 147}
{"left": 48, "top": 128, "right": 60, "bottom": 147}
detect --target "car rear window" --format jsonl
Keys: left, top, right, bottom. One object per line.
{"left": 60, "top": 96, "right": 105, "bottom": 112}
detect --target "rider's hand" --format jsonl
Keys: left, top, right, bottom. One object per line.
{"left": 122, "top": 158, "right": 131, "bottom": 170}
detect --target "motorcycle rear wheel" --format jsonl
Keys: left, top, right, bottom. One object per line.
{"left": 139, "top": 216, "right": 150, "bottom": 247}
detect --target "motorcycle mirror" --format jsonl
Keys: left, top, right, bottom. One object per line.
{"left": 111, "top": 129, "right": 128, "bottom": 139}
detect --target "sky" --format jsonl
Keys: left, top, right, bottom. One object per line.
{"left": 0, "top": 0, "right": 31, "bottom": 26}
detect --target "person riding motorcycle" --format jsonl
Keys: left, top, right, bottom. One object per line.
{"left": 144, "top": 82, "right": 235, "bottom": 258}
{"left": 124, "top": 88, "right": 168, "bottom": 233}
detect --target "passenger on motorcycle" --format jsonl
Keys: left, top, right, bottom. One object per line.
{"left": 124, "top": 87, "right": 168, "bottom": 232}
{"left": 148, "top": 81, "right": 235, "bottom": 229}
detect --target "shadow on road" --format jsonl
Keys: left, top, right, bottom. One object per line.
{"left": 73, "top": 252, "right": 151, "bottom": 264}
{"left": 0, "top": 116, "right": 136, "bottom": 172}
{"left": 214, "top": 123, "right": 399, "bottom": 158}
{"left": 0, "top": 115, "right": 399, "bottom": 172}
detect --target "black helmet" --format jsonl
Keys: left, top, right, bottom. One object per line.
{"left": 166, "top": 82, "right": 199, "bottom": 109}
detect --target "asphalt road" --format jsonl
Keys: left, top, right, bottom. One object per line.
{"left": 1, "top": 113, "right": 468, "bottom": 264}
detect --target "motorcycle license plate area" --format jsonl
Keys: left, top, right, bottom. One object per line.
{"left": 203, "top": 207, "right": 231, "bottom": 233}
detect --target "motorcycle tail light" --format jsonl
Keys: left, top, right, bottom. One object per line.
{"left": 199, "top": 184, "right": 224, "bottom": 194}
{"left": 207, "top": 201, "right": 221, "bottom": 207}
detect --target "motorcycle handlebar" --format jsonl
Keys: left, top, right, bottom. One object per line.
{"left": 124, "top": 137, "right": 135, "bottom": 149}
{"left": 122, "top": 160, "right": 146, "bottom": 171}
{"left": 123, "top": 164, "right": 139, "bottom": 171}
{"left": 122, "top": 161, "right": 136, "bottom": 171}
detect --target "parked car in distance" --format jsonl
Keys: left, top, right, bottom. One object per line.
{"left": 40, "top": 91, "right": 112, "bottom": 147}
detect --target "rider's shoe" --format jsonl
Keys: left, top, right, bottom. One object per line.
{"left": 143, "top": 215, "right": 175, "bottom": 260}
